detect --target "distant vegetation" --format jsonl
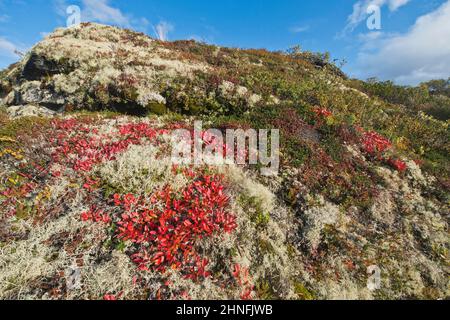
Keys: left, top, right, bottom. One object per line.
{"left": 348, "top": 77, "right": 450, "bottom": 121}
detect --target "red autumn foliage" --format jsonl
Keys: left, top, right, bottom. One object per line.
{"left": 81, "top": 206, "right": 111, "bottom": 224}
{"left": 357, "top": 128, "right": 407, "bottom": 172}
{"left": 313, "top": 107, "right": 333, "bottom": 118}
{"left": 360, "top": 130, "right": 392, "bottom": 157}
{"left": 387, "top": 158, "right": 407, "bottom": 172}
{"left": 50, "top": 119, "right": 165, "bottom": 172}
{"left": 114, "top": 172, "right": 237, "bottom": 278}
{"left": 201, "top": 130, "right": 248, "bottom": 161}
{"left": 103, "top": 291, "right": 123, "bottom": 300}
{"left": 232, "top": 264, "right": 254, "bottom": 300}
{"left": 1, "top": 116, "right": 254, "bottom": 299}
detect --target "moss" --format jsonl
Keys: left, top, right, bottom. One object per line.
{"left": 0, "top": 116, "right": 51, "bottom": 140}
{"left": 163, "top": 81, "right": 227, "bottom": 116}
{"left": 145, "top": 102, "right": 167, "bottom": 115}
{"left": 14, "top": 203, "right": 34, "bottom": 221}
{"left": 258, "top": 238, "right": 276, "bottom": 255}
{"left": 253, "top": 211, "right": 271, "bottom": 228}
{"left": 256, "top": 280, "right": 277, "bottom": 300}
{"left": 69, "top": 110, "right": 121, "bottom": 119}
{"left": 115, "top": 241, "right": 127, "bottom": 252}
{"left": 102, "top": 182, "right": 123, "bottom": 199}
{"left": 321, "top": 225, "right": 344, "bottom": 250}
{"left": 421, "top": 287, "right": 441, "bottom": 300}
{"left": 0, "top": 106, "right": 8, "bottom": 127}
{"left": 294, "top": 281, "right": 316, "bottom": 300}
{"left": 285, "top": 138, "right": 311, "bottom": 166}
{"left": 431, "top": 243, "right": 448, "bottom": 261}
{"left": 286, "top": 244, "right": 297, "bottom": 259}
{"left": 238, "top": 194, "right": 270, "bottom": 229}
{"left": 321, "top": 134, "right": 345, "bottom": 163}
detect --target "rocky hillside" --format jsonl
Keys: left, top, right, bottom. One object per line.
{"left": 0, "top": 23, "right": 448, "bottom": 300}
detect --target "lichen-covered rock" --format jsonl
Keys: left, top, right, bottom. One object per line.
{"left": 7, "top": 104, "right": 56, "bottom": 118}
{"left": 1, "top": 23, "right": 282, "bottom": 116}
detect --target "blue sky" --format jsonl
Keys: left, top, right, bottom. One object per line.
{"left": 0, "top": 0, "right": 449, "bottom": 85}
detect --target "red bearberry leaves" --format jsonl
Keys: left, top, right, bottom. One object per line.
{"left": 114, "top": 173, "right": 237, "bottom": 278}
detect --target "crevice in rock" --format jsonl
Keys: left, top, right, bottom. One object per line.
{"left": 21, "top": 53, "right": 75, "bottom": 81}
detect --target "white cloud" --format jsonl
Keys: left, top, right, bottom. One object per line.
{"left": 0, "top": 14, "right": 9, "bottom": 22}
{"left": 357, "top": 30, "right": 391, "bottom": 50}
{"left": 344, "top": 0, "right": 411, "bottom": 33}
{"left": 54, "top": 0, "right": 151, "bottom": 32}
{"left": 53, "top": 0, "right": 69, "bottom": 17}
{"left": 289, "top": 25, "right": 310, "bottom": 33}
{"left": 355, "top": 0, "right": 450, "bottom": 84}
{"left": 358, "top": 30, "right": 384, "bottom": 42}
{"left": 153, "top": 21, "right": 174, "bottom": 41}
{"left": 387, "top": 0, "right": 411, "bottom": 11}
{"left": 81, "top": 0, "right": 130, "bottom": 27}
{"left": 0, "top": 37, "right": 21, "bottom": 58}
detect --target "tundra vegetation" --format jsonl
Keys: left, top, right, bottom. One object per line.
{"left": 0, "top": 23, "right": 448, "bottom": 300}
